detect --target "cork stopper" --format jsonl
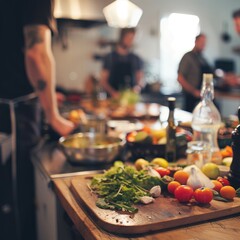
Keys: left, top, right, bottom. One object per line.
{"left": 203, "top": 73, "right": 213, "bottom": 84}
{"left": 167, "top": 97, "right": 176, "bottom": 110}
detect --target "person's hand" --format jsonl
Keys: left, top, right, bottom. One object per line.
{"left": 50, "top": 114, "right": 75, "bottom": 136}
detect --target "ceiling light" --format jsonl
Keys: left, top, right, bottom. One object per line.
{"left": 103, "top": 0, "right": 143, "bottom": 28}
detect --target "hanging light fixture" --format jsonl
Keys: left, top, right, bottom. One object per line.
{"left": 103, "top": 0, "right": 143, "bottom": 28}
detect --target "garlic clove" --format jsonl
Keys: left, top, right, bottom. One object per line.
{"left": 147, "top": 166, "right": 161, "bottom": 178}
{"left": 140, "top": 196, "right": 155, "bottom": 204}
{"left": 150, "top": 185, "right": 161, "bottom": 198}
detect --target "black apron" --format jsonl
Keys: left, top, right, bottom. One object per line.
{"left": 109, "top": 55, "right": 135, "bottom": 91}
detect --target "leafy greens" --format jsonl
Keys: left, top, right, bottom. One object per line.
{"left": 90, "top": 161, "right": 167, "bottom": 213}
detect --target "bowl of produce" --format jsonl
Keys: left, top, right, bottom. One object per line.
{"left": 59, "top": 132, "right": 123, "bottom": 164}
{"left": 126, "top": 126, "right": 192, "bottom": 161}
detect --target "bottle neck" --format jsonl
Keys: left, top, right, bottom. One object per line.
{"left": 201, "top": 77, "right": 214, "bottom": 102}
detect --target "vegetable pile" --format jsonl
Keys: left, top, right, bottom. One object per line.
{"left": 90, "top": 161, "right": 168, "bottom": 213}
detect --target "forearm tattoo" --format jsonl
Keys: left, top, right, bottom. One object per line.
{"left": 36, "top": 79, "right": 47, "bottom": 91}
{"left": 25, "top": 27, "right": 44, "bottom": 49}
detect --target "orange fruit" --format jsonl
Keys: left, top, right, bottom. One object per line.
{"left": 220, "top": 186, "right": 236, "bottom": 200}
{"left": 173, "top": 170, "right": 189, "bottom": 185}
{"left": 212, "top": 180, "right": 223, "bottom": 192}
{"left": 167, "top": 181, "right": 181, "bottom": 194}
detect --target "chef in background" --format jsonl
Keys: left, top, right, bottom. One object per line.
{"left": 100, "top": 28, "right": 144, "bottom": 98}
{"left": 177, "top": 33, "right": 214, "bottom": 112}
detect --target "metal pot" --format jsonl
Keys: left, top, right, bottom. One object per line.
{"left": 59, "top": 132, "right": 123, "bottom": 164}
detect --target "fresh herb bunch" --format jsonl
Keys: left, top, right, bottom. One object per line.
{"left": 90, "top": 161, "right": 167, "bottom": 213}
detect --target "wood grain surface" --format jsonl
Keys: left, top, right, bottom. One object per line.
{"left": 70, "top": 174, "right": 240, "bottom": 235}
{"left": 53, "top": 175, "right": 240, "bottom": 240}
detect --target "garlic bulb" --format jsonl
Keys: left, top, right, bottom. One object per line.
{"left": 186, "top": 167, "right": 203, "bottom": 190}
{"left": 184, "top": 165, "right": 214, "bottom": 189}
{"left": 150, "top": 185, "right": 161, "bottom": 198}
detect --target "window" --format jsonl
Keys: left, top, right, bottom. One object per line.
{"left": 159, "top": 13, "right": 200, "bottom": 93}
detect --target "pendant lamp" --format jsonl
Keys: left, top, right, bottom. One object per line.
{"left": 103, "top": 0, "right": 143, "bottom": 28}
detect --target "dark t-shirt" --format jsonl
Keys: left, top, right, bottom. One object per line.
{"left": 103, "top": 50, "right": 143, "bottom": 91}
{"left": 0, "top": 0, "right": 56, "bottom": 99}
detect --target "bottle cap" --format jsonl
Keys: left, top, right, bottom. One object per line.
{"left": 167, "top": 97, "right": 176, "bottom": 110}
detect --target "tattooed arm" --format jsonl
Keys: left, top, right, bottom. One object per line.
{"left": 24, "top": 24, "right": 74, "bottom": 136}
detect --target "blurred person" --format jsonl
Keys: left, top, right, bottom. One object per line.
{"left": 233, "top": 8, "right": 240, "bottom": 35}
{"left": 100, "top": 28, "right": 144, "bottom": 99}
{"left": 0, "top": 1, "right": 74, "bottom": 240}
{"left": 216, "top": 9, "right": 240, "bottom": 88}
{"left": 177, "top": 33, "right": 214, "bottom": 112}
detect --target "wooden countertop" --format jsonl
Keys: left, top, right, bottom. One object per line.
{"left": 53, "top": 175, "right": 240, "bottom": 240}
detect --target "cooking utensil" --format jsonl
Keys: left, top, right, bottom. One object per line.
{"left": 59, "top": 132, "right": 123, "bottom": 164}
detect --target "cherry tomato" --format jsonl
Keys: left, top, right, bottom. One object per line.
{"left": 155, "top": 167, "right": 170, "bottom": 177}
{"left": 167, "top": 181, "right": 181, "bottom": 194}
{"left": 193, "top": 187, "right": 213, "bottom": 204}
{"left": 174, "top": 185, "right": 194, "bottom": 203}
{"left": 217, "top": 176, "right": 230, "bottom": 186}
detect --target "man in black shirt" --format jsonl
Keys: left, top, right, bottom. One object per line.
{"left": 100, "top": 28, "right": 144, "bottom": 98}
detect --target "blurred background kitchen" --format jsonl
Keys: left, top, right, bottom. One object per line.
{"left": 1, "top": 1, "right": 240, "bottom": 240}
{"left": 53, "top": 0, "right": 240, "bottom": 116}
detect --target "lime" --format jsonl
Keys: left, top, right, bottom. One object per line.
{"left": 135, "top": 131, "right": 148, "bottom": 141}
{"left": 151, "top": 158, "right": 169, "bottom": 168}
{"left": 201, "top": 163, "right": 220, "bottom": 179}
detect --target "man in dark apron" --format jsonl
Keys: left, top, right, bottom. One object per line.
{"left": 101, "top": 28, "right": 144, "bottom": 98}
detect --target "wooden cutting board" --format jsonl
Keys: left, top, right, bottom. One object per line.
{"left": 70, "top": 174, "right": 240, "bottom": 235}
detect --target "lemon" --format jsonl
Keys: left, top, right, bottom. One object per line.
{"left": 151, "top": 128, "right": 166, "bottom": 140}
{"left": 201, "top": 163, "right": 220, "bottom": 179}
{"left": 135, "top": 158, "right": 149, "bottom": 170}
{"left": 151, "top": 158, "right": 169, "bottom": 168}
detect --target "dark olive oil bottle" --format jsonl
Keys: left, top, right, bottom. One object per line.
{"left": 165, "top": 97, "right": 177, "bottom": 162}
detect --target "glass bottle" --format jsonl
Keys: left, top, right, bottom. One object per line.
{"left": 191, "top": 73, "right": 222, "bottom": 164}
{"left": 165, "top": 97, "right": 177, "bottom": 162}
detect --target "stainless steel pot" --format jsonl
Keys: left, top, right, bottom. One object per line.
{"left": 59, "top": 132, "right": 123, "bottom": 164}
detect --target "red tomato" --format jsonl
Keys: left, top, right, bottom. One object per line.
{"left": 174, "top": 185, "right": 194, "bottom": 203}
{"left": 217, "top": 177, "right": 230, "bottom": 186}
{"left": 194, "top": 187, "right": 213, "bottom": 204}
{"left": 155, "top": 167, "right": 170, "bottom": 177}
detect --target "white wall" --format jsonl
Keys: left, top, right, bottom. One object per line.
{"left": 53, "top": 0, "right": 240, "bottom": 92}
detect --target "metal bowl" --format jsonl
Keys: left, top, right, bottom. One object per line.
{"left": 59, "top": 132, "right": 123, "bottom": 164}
